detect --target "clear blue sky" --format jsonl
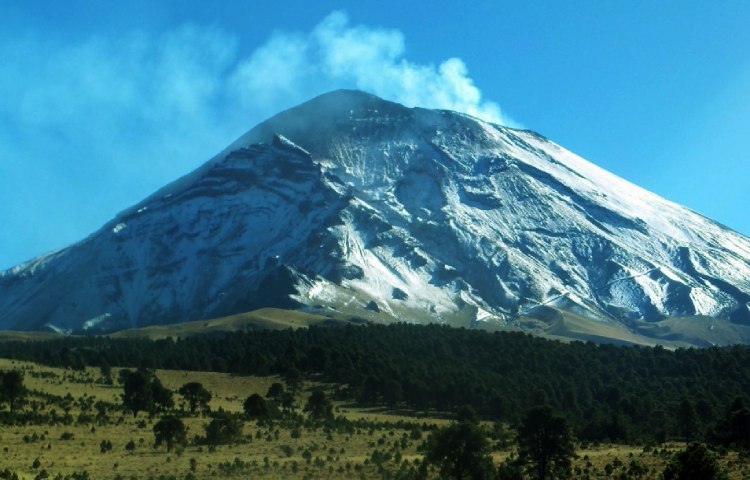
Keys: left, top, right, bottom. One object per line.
{"left": 1, "top": 1, "right": 748, "bottom": 269}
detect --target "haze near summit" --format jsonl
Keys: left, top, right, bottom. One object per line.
{"left": 0, "top": 10, "right": 505, "bottom": 270}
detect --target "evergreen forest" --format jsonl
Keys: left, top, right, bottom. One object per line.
{"left": 1, "top": 323, "right": 749, "bottom": 444}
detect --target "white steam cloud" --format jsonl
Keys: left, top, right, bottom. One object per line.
{"left": 0, "top": 11, "right": 510, "bottom": 269}
{"left": 231, "top": 11, "right": 508, "bottom": 123}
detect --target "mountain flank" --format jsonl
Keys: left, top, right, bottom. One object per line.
{"left": 1, "top": 90, "right": 749, "bottom": 346}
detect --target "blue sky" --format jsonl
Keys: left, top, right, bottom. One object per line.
{"left": 1, "top": 1, "right": 748, "bottom": 269}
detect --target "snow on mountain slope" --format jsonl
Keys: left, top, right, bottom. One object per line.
{"left": 1, "top": 90, "right": 749, "bottom": 343}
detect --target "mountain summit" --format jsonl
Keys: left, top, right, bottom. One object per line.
{"left": 2, "top": 90, "right": 750, "bottom": 345}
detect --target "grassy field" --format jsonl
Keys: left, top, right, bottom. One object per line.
{"left": 1, "top": 357, "right": 749, "bottom": 479}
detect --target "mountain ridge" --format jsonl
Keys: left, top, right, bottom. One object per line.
{"left": 2, "top": 90, "right": 749, "bottom": 344}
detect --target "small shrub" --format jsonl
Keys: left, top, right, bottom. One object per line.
{"left": 33, "top": 471, "right": 48, "bottom": 480}
{"left": 0, "top": 469, "right": 20, "bottom": 480}
{"left": 203, "top": 413, "right": 243, "bottom": 445}
{"left": 100, "top": 440, "right": 113, "bottom": 453}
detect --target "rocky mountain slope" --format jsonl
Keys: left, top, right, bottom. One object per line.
{"left": 2, "top": 90, "right": 749, "bottom": 345}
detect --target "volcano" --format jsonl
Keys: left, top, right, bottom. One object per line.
{"left": 2, "top": 90, "right": 749, "bottom": 346}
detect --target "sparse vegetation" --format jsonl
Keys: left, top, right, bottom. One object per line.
{"left": 1, "top": 321, "right": 750, "bottom": 478}
{"left": 2, "top": 324, "right": 750, "bottom": 445}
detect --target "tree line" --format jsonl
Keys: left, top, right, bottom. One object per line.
{"left": 2, "top": 356, "right": 744, "bottom": 479}
{"left": 1, "top": 322, "right": 750, "bottom": 443}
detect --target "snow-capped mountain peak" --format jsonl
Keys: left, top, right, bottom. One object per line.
{"left": 2, "top": 90, "right": 749, "bottom": 345}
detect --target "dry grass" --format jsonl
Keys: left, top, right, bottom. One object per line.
{"left": 0, "top": 358, "right": 436, "bottom": 479}
{"left": 2, "top": 357, "right": 750, "bottom": 479}
{"left": 109, "top": 308, "right": 347, "bottom": 340}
